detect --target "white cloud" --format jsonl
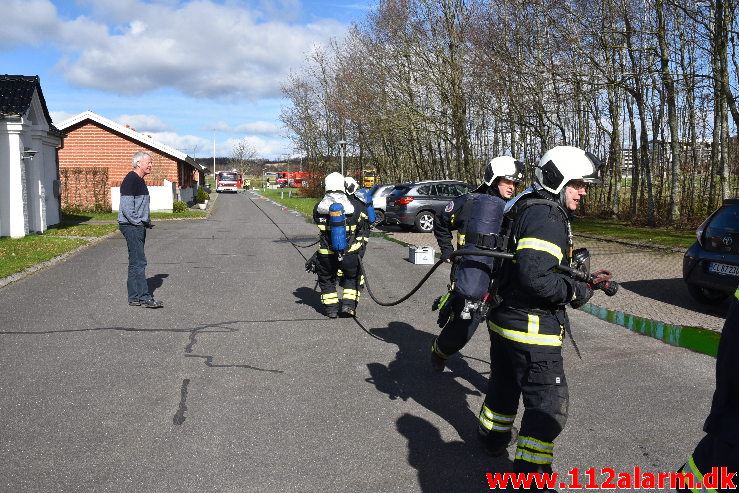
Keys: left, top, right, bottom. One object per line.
{"left": 49, "top": 110, "right": 77, "bottom": 124}
{"left": 147, "top": 131, "right": 290, "bottom": 159}
{"left": 0, "top": 0, "right": 59, "bottom": 49}
{"left": 48, "top": 0, "right": 347, "bottom": 100}
{"left": 115, "top": 114, "right": 173, "bottom": 132}
{"left": 209, "top": 120, "right": 282, "bottom": 137}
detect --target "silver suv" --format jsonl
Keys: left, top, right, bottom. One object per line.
{"left": 384, "top": 180, "right": 471, "bottom": 232}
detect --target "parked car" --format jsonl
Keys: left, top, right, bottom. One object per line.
{"left": 683, "top": 197, "right": 739, "bottom": 304}
{"left": 385, "top": 180, "right": 472, "bottom": 232}
{"left": 367, "top": 183, "right": 401, "bottom": 225}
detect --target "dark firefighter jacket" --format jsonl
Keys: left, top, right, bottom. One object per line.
{"left": 488, "top": 191, "right": 587, "bottom": 346}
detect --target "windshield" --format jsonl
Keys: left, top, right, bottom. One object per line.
{"left": 219, "top": 173, "right": 239, "bottom": 181}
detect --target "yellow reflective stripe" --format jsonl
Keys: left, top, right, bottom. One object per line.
{"left": 735, "top": 287, "right": 739, "bottom": 300}
{"left": 342, "top": 289, "right": 360, "bottom": 301}
{"left": 488, "top": 321, "right": 563, "bottom": 347}
{"left": 348, "top": 241, "right": 363, "bottom": 252}
{"left": 360, "top": 212, "right": 368, "bottom": 219}
{"left": 528, "top": 314, "right": 540, "bottom": 334}
{"left": 320, "top": 293, "right": 339, "bottom": 305}
{"left": 682, "top": 456, "right": 717, "bottom": 493}
{"left": 317, "top": 224, "right": 327, "bottom": 231}
{"left": 518, "top": 436, "right": 554, "bottom": 453}
{"left": 517, "top": 237, "right": 563, "bottom": 263}
{"left": 348, "top": 225, "right": 357, "bottom": 231}
{"left": 337, "top": 269, "right": 344, "bottom": 277}
{"left": 437, "top": 292, "right": 451, "bottom": 310}
{"left": 450, "top": 213, "right": 456, "bottom": 225}
{"left": 432, "top": 339, "right": 450, "bottom": 360}
{"left": 515, "top": 448, "right": 553, "bottom": 465}
{"left": 479, "top": 404, "right": 516, "bottom": 432}
{"left": 318, "top": 248, "right": 333, "bottom": 254}
{"left": 458, "top": 233, "right": 465, "bottom": 246}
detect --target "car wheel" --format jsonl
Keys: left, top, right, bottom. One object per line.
{"left": 687, "top": 284, "right": 729, "bottom": 305}
{"left": 374, "top": 209, "right": 385, "bottom": 225}
{"left": 414, "top": 211, "right": 434, "bottom": 233}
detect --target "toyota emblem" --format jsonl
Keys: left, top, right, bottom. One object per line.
{"left": 722, "top": 234, "right": 733, "bottom": 247}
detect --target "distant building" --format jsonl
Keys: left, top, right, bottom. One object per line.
{"left": 57, "top": 110, "right": 206, "bottom": 211}
{"left": 0, "top": 75, "right": 65, "bottom": 238}
{"left": 618, "top": 140, "right": 712, "bottom": 178}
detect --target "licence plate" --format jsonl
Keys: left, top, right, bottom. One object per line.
{"left": 708, "top": 262, "right": 739, "bottom": 276}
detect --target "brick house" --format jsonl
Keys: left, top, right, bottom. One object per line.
{"left": 57, "top": 110, "right": 206, "bottom": 211}
{"left": 0, "top": 75, "right": 65, "bottom": 238}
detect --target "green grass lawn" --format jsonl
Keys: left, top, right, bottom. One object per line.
{"left": 572, "top": 218, "right": 695, "bottom": 249}
{"left": 259, "top": 188, "right": 317, "bottom": 218}
{"left": 45, "top": 223, "right": 119, "bottom": 237}
{"left": 0, "top": 236, "right": 87, "bottom": 278}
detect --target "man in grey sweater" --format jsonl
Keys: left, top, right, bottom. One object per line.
{"left": 118, "top": 150, "right": 163, "bottom": 308}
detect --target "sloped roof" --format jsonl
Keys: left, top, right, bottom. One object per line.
{"left": 57, "top": 110, "right": 204, "bottom": 172}
{"left": 0, "top": 74, "right": 62, "bottom": 135}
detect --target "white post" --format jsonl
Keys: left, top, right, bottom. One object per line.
{"left": 338, "top": 140, "right": 346, "bottom": 176}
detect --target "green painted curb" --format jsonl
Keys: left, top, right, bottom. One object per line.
{"left": 580, "top": 303, "right": 720, "bottom": 357}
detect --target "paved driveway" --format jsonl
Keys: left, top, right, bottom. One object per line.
{"left": 0, "top": 191, "right": 717, "bottom": 492}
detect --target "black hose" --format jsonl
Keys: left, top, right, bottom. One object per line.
{"left": 360, "top": 249, "right": 513, "bottom": 307}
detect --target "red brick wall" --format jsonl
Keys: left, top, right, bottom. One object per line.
{"left": 58, "top": 121, "right": 181, "bottom": 210}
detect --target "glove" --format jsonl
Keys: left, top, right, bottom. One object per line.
{"left": 305, "top": 252, "right": 318, "bottom": 273}
{"left": 432, "top": 291, "right": 455, "bottom": 328}
{"left": 143, "top": 221, "right": 154, "bottom": 229}
{"left": 570, "top": 281, "right": 593, "bottom": 309}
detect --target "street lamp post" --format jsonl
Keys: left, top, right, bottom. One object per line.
{"left": 338, "top": 140, "right": 347, "bottom": 176}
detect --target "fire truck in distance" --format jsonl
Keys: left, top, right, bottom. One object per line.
{"left": 215, "top": 170, "right": 243, "bottom": 193}
{"left": 276, "top": 171, "right": 321, "bottom": 188}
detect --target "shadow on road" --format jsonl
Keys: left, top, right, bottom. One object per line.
{"left": 147, "top": 273, "right": 168, "bottom": 296}
{"left": 397, "top": 413, "right": 510, "bottom": 492}
{"left": 293, "top": 286, "right": 321, "bottom": 313}
{"left": 620, "top": 278, "right": 731, "bottom": 318}
{"left": 365, "top": 321, "right": 510, "bottom": 491}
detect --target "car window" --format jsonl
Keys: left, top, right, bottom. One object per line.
{"left": 708, "top": 205, "right": 739, "bottom": 231}
{"left": 416, "top": 185, "right": 432, "bottom": 196}
{"left": 453, "top": 183, "right": 470, "bottom": 195}
{"left": 380, "top": 186, "right": 396, "bottom": 197}
{"left": 389, "top": 186, "right": 411, "bottom": 197}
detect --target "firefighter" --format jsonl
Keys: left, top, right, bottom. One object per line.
{"left": 336, "top": 177, "right": 371, "bottom": 292}
{"left": 430, "top": 156, "right": 524, "bottom": 371}
{"left": 477, "top": 146, "right": 602, "bottom": 483}
{"left": 312, "top": 172, "right": 369, "bottom": 318}
{"left": 677, "top": 285, "right": 739, "bottom": 492}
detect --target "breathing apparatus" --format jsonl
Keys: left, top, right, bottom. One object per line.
{"left": 329, "top": 203, "right": 347, "bottom": 257}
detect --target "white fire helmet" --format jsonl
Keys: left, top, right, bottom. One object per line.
{"left": 535, "top": 146, "right": 602, "bottom": 195}
{"left": 324, "top": 172, "right": 345, "bottom": 192}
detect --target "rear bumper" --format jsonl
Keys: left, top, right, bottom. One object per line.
{"left": 683, "top": 242, "right": 739, "bottom": 294}
{"left": 384, "top": 211, "right": 412, "bottom": 226}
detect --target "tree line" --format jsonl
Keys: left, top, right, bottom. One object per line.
{"left": 280, "top": 0, "right": 739, "bottom": 226}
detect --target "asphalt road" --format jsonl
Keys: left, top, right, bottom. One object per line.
{"left": 0, "top": 190, "right": 717, "bottom": 492}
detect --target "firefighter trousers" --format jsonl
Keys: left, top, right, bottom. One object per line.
{"left": 677, "top": 433, "right": 738, "bottom": 492}
{"left": 479, "top": 330, "right": 569, "bottom": 474}
{"left": 316, "top": 252, "right": 362, "bottom": 312}
{"left": 434, "top": 295, "right": 481, "bottom": 359}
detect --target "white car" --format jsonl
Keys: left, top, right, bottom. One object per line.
{"left": 368, "top": 183, "right": 400, "bottom": 225}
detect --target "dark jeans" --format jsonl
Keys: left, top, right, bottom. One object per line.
{"left": 119, "top": 224, "right": 149, "bottom": 302}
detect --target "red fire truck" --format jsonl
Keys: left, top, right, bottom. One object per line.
{"left": 276, "top": 171, "right": 320, "bottom": 188}
{"left": 216, "top": 170, "right": 243, "bottom": 193}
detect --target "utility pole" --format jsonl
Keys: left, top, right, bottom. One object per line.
{"left": 338, "top": 141, "right": 346, "bottom": 176}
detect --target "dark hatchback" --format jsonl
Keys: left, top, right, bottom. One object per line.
{"left": 384, "top": 180, "right": 471, "bottom": 232}
{"left": 683, "top": 197, "right": 739, "bottom": 304}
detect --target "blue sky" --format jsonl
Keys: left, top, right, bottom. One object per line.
{"left": 0, "top": 0, "right": 374, "bottom": 158}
